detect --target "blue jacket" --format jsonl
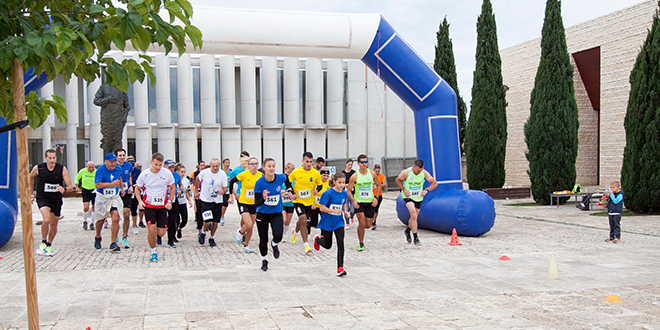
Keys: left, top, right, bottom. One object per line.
{"left": 607, "top": 190, "right": 624, "bottom": 214}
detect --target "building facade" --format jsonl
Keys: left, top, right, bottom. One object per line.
{"left": 501, "top": 0, "right": 657, "bottom": 188}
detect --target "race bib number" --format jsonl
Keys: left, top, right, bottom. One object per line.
{"left": 150, "top": 196, "right": 165, "bottom": 206}
{"left": 265, "top": 195, "right": 280, "bottom": 206}
{"left": 210, "top": 190, "right": 218, "bottom": 198}
{"left": 245, "top": 190, "right": 255, "bottom": 199}
{"left": 202, "top": 210, "right": 213, "bottom": 221}
{"left": 44, "top": 183, "right": 59, "bottom": 193}
{"left": 315, "top": 196, "right": 321, "bottom": 204}
{"left": 103, "top": 188, "right": 116, "bottom": 196}
{"left": 410, "top": 189, "right": 421, "bottom": 198}
{"left": 298, "top": 189, "right": 311, "bottom": 199}
{"left": 177, "top": 194, "right": 187, "bottom": 204}
{"left": 359, "top": 188, "right": 372, "bottom": 199}
{"left": 282, "top": 193, "right": 291, "bottom": 203}
{"left": 329, "top": 204, "right": 342, "bottom": 211}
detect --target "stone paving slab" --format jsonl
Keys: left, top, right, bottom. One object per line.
{"left": 1, "top": 192, "right": 660, "bottom": 329}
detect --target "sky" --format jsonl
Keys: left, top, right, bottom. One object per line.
{"left": 190, "top": 0, "right": 649, "bottom": 105}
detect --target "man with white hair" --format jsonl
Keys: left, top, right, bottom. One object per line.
{"left": 194, "top": 158, "right": 228, "bottom": 247}
{"left": 93, "top": 152, "right": 125, "bottom": 252}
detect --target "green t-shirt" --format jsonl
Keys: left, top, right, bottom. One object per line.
{"left": 75, "top": 168, "right": 97, "bottom": 190}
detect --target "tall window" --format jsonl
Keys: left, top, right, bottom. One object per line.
{"left": 170, "top": 67, "right": 178, "bottom": 123}
{"left": 193, "top": 66, "right": 201, "bottom": 124}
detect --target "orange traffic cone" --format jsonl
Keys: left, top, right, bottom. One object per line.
{"left": 448, "top": 228, "right": 462, "bottom": 246}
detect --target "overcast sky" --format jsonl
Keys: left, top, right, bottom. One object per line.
{"left": 191, "top": 0, "right": 649, "bottom": 105}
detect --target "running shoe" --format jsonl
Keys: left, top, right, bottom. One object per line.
{"left": 156, "top": 235, "right": 162, "bottom": 246}
{"left": 357, "top": 243, "right": 365, "bottom": 251}
{"left": 313, "top": 235, "right": 320, "bottom": 251}
{"left": 199, "top": 232, "right": 206, "bottom": 245}
{"left": 304, "top": 244, "right": 312, "bottom": 254}
{"left": 414, "top": 237, "right": 421, "bottom": 246}
{"left": 404, "top": 228, "right": 412, "bottom": 244}
{"left": 36, "top": 221, "right": 43, "bottom": 226}
{"left": 168, "top": 243, "right": 176, "bottom": 248}
{"left": 132, "top": 226, "right": 139, "bottom": 235}
{"left": 122, "top": 237, "right": 130, "bottom": 249}
{"left": 109, "top": 242, "right": 120, "bottom": 252}
{"left": 36, "top": 242, "right": 46, "bottom": 256}
{"left": 150, "top": 253, "right": 158, "bottom": 262}
{"left": 173, "top": 237, "right": 179, "bottom": 243}
{"left": 272, "top": 243, "right": 280, "bottom": 259}
{"left": 83, "top": 221, "right": 88, "bottom": 230}
{"left": 244, "top": 246, "right": 253, "bottom": 254}
{"left": 177, "top": 229, "right": 182, "bottom": 239}
{"left": 371, "top": 222, "right": 377, "bottom": 230}
{"left": 605, "top": 238, "right": 614, "bottom": 242}
{"left": 44, "top": 246, "right": 53, "bottom": 257}
{"left": 103, "top": 220, "right": 108, "bottom": 228}
{"left": 613, "top": 239, "right": 621, "bottom": 244}
{"left": 261, "top": 260, "right": 268, "bottom": 271}
{"left": 90, "top": 222, "right": 95, "bottom": 230}
{"left": 94, "top": 237, "right": 102, "bottom": 249}
{"left": 235, "top": 229, "right": 243, "bottom": 245}
{"left": 139, "top": 221, "right": 146, "bottom": 228}
{"left": 350, "top": 218, "right": 355, "bottom": 227}
{"left": 290, "top": 229, "right": 297, "bottom": 244}
{"left": 220, "top": 217, "right": 225, "bottom": 226}
{"left": 336, "top": 267, "right": 347, "bottom": 277}
{"left": 209, "top": 238, "right": 217, "bottom": 247}
{"left": 344, "top": 223, "right": 350, "bottom": 230}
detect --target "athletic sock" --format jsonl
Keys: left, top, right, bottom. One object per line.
{"left": 271, "top": 240, "right": 278, "bottom": 247}
{"left": 83, "top": 211, "right": 88, "bottom": 223}
{"left": 262, "top": 255, "right": 268, "bottom": 261}
{"left": 413, "top": 233, "right": 418, "bottom": 239}
{"left": 294, "top": 231, "right": 300, "bottom": 236}
{"left": 304, "top": 242, "right": 309, "bottom": 247}
{"left": 151, "top": 247, "right": 157, "bottom": 254}
{"left": 283, "top": 225, "right": 290, "bottom": 234}
{"left": 46, "top": 241, "right": 52, "bottom": 246}
{"left": 42, "top": 239, "right": 47, "bottom": 244}
{"left": 210, "top": 235, "right": 214, "bottom": 239}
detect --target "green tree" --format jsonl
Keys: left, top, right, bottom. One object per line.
{"left": 465, "top": 0, "right": 508, "bottom": 191}
{"left": 524, "top": 0, "right": 579, "bottom": 204}
{"left": 0, "top": 0, "right": 203, "bottom": 128}
{"left": 434, "top": 16, "right": 467, "bottom": 153}
{"left": 621, "top": 3, "right": 660, "bottom": 213}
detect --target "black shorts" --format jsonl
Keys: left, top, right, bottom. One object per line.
{"left": 144, "top": 207, "right": 168, "bottom": 228}
{"left": 81, "top": 188, "right": 96, "bottom": 204}
{"left": 202, "top": 201, "right": 223, "bottom": 223}
{"left": 222, "top": 193, "right": 229, "bottom": 207}
{"left": 130, "top": 197, "right": 142, "bottom": 216}
{"left": 374, "top": 195, "right": 383, "bottom": 213}
{"left": 238, "top": 202, "right": 257, "bottom": 215}
{"left": 355, "top": 202, "right": 375, "bottom": 219}
{"left": 403, "top": 198, "right": 422, "bottom": 210}
{"left": 307, "top": 207, "right": 319, "bottom": 228}
{"left": 283, "top": 205, "right": 294, "bottom": 214}
{"left": 121, "top": 194, "right": 132, "bottom": 209}
{"left": 293, "top": 203, "right": 313, "bottom": 217}
{"left": 36, "top": 198, "right": 63, "bottom": 217}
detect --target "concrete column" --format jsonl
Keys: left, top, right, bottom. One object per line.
{"left": 240, "top": 56, "right": 261, "bottom": 159}
{"left": 261, "top": 57, "right": 284, "bottom": 168}
{"left": 283, "top": 57, "right": 304, "bottom": 164}
{"left": 40, "top": 82, "right": 54, "bottom": 156}
{"left": 347, "top": 60, "right": 367, "bottom": 160}
{"left": 386, "top": 88, "right": 406, "bottom": 158}
{"left": 133, "top": 54, "right": 151, "bottom": 166}
{"left": 65, "top": 76, "right": 79, "bottom": 180}
{"left": 326, "top": 59, "right": 346, "bottom": 159}
{"left": 177, "top": 54, "right": 197, "bottom": 170}
{"left": 219, "top": 55, "right": 240, "bottom": 162}
{"left": 366, "top": 70, "right": 386, "bottom": 164}
{"left": 200, "top": 54, "right": 221, "bottom": 162}
{"left": 404, "top": 103, "right": 416, "bottom": 158}
{"left": 305, "top": 58, "right": 326, "bottom": 158}
{"left": 155, "top": 54, "right": 175, "bottom": 160}
{"left": 86, "top": 79, "right": 102, "bottom": 164}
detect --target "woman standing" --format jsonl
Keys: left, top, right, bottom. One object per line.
{"left": 313, "top": 172, "right": 349, "bottom": 276}
{"left": 174, "top": 164, "right": 192, "bottom": 239}
{"left": 229, "top": 157, "right": 262, "bottom": 253}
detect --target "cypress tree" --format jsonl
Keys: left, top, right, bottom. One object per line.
{"left": 524, "top": 0, "right": 579, "bottom": 205}
{"left": 434, "top": 17, "right": 467, "bottom": 153}
{"left": 621, "top": 3, "right": 660, "bottom": 213}
{"left": 465, "top": 0, "right": 508, "bottom": 191}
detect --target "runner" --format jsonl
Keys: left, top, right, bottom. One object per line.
{"left": 115, "top": 148, "right": 133, "bottom": 248}
{"left": 308, "top": 167, "right": 331, "bottom": 236}
{"left": 229, "top": 156, "right": 262, "bottom": 253}
{"left": 194, "top": 158, "right": 228, "bottom": 247}
{"left": 135, "top": 152, "right": 175, "bottom": 262}
{"left": 220, "top": 158, "right": 232, "bottom": 226}
{"left": 313, "top": 157, "right": 325, "bottom": 171}
{"left": 288, "top": 151, "right": 324, "bottom": 254}
{"left": 29, "top": 149, "right": 73, "bottom": 257}
{"left": 74, "top": 161, "right": 96, "bottom": 231}
{"left": 174, "top": 163, "right": 192, "bottom": 240}
{"left": 281, "top": 162, "right": 296, "bottom": 243}
{"left": 371, "top": 163, "right": 387, "bottom": 230}
{"left": 346, "top": 154, "right": 381, "bottom": 251}
{"left": 395, "top": 159, "right": 437, "bottom": 246}
{"left": 130, "top": 161, "right": 144, "bottom": 234}
{"left": 164, "top": 159, "right": 181, "bottom": 248}
{"left": 190, "top": 161, "right": 205, "bottom": 235}
{"left": 313, "top": 172, "right": 349, "bottom": 276}
{"left": 341, "top": 158, "right": 356, "bottom": 229}
{"left": 228, "top": 152, "right": 250, "bottom": 235}
{"left": 93, "top": 152, "right": 125, "bottom": 252}
{"left": 253, "top": 158, "right": 293, "bottom": 271}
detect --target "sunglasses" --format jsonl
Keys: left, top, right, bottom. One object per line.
{"left": 359, "top": 160, "right": 368, "bottom": 164}
{"left": 248, "top": 162, "right": 259, "bottom": 166}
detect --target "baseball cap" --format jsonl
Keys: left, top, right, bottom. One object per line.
{"left": 104, "top": 153, "right": 117, "bottom": 161}
{"left": 164, "top": 159, "right": 176, "bottom": 167}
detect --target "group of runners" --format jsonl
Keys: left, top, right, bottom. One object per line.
{"left": 30, "top": 148, "right": 437, "bottom": 276}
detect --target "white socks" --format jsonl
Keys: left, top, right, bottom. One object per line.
{"left": 262, "top": 255, "right": 268, "bottom": 261}
{"left": 283, "top": 225, "right": 290, "bottom": 235}
{"left": 83, "top": 211, "right": 88, "bottom": 224}
{"left": 271, "top": 240, "right": 278, "bottom": 247}
{"left": 151, "top": 247, "right": 157, "bottom": 253}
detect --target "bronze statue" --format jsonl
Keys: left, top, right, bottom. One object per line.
{"left": 93, "top": 84, "right": 130, "bottom": 155}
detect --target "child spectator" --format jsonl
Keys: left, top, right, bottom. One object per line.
{"left": 605, "top": 181, "right": 624, "bottom": 243}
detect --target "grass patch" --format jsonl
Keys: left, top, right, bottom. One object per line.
{"left": 590, "top": 211, "right": 635, "bottom": 217}
{"left": 504, "top": 202, "right": 541, "bottom": 207}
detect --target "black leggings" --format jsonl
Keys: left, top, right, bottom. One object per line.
{"left": 195, "top": 199, "right": 203, "bottom": 230}
{"left": 167, "top": 202, "right": 179, "bottom": 244}
{"left": 175, "top": 200, "right": 188, "bottom": 230}
{"left": 256, "top": 212, "right": 284, "bottom": 257}
{"left": 317, "top": 227, "right": 345, "bottom": 268}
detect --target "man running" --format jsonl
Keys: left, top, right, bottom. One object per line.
{"left": 93, "top": 153, "right": 125, "bottom": 252}
{"left": 346, "top": 154, "right": 381, "bottom": 251}
{"left": 395, "top": 159, "right": 437, "bottom": 246}
{"left": 164, "top": 159, "right": 181, "bottom": 248}
{"left": 135, "top": 152, "right": 175, "bottom": 262}
{"left": 74, "top": 161, "right": 96, "bottom": 231}
{"left": 194, "top": 158, "right": 227, "bottom": 247}
{"left": 29, "top": 149, "right": 73, "bottom": 257}
{"left": 289, "top": 151, "right": 324, "bottom": 254}
{"left": 313, "top": 157, "right": 325, "bottom": 171}
{"left": 130, "top": 161, "right": 144, "bottom": 233}
{"left": 115, "top": 148, "right": 133, "bottom": 248}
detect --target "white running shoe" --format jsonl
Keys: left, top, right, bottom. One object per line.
{"left": 132, "top": 226, "right": 139, "bottom": 235}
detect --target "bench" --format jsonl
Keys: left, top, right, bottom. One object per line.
{"left": 483, "top": 187, "right": 531, "bottom": 199}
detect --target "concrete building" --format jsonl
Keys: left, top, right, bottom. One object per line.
{"left": 501, "top": 0, "right": 657, "bottom": 188}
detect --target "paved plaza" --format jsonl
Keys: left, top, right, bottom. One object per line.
{"left": 1, "top": 192, "right": 660, "bottom": 329}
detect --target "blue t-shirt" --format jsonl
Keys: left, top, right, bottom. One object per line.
{"left": 95, "top": 164, "right": 123, "bottom": 196}
{"left": 318, "top": 188, "right": 348, "bottom": 231}
{"left": 229, "top": 166, "right": 246, "bottom": 194}
{"left": 130, "top": 167, "right": 141, "bottom": 186}
{"left": 173, "top": 171, "right": 181, "bottom": 195}
{"left": 118, "top": 162, "right": 133, "bottom": 192}
{"left": 253, "top": 174, "right": 288, "bottom": 214}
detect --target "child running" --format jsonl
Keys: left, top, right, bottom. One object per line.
{"left": 313, "top": 172, "right": 349, "bottom": 276}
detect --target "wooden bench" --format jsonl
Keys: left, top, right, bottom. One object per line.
{"left": 483, "top": 187, "right": 531, "bottom": 199}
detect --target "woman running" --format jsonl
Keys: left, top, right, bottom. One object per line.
{"left": 281, "top": 162, "right": 296, "bottom": 242}
{"left": 220, "top": 158, "right": 232, "bottom": 226}
{"left": 308, "top": 167, "right": 331, "bottom": 236}
{"left": 313, "top": 172, "right": 349, "bottom": 276}
{"left": 253, "top": 158, "right": 293, "bottom": 271}
{"left": 229, "top": 156, "right": 262, "bottom": 253}
{"left": 174, "top": 164, "right": 192, "bottom": 239}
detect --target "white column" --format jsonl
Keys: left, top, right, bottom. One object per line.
{"left": 200, "top": 54, "right": 221, "bottom": 163}
{"left": 177, "top": 54, "right": 197, "bottom": 170}
{"left": 40, "top": 82, "right": 54, "bottom": 155}
{"left": 326, "top": 59, "right": 346, "bottom": 159}
{"left": 386, "top": 88, "right": 405, "bottom": 158}
{"left": 86, "top": 79, "right": 102, "bottom": 164}
{"left": 240, "top": 56, "right": 261, "bottom": 159}
{"left": 305, "top": 58, "right": 326, "bottom": 158}
{"left": 133, "top": 54, "right": 151, "bottom": 166}
{"left": 219, "top": 55, "right": 241, "bottom": 163}
{"left": 366, "top": 70, "right": 386, "bottom": 164}
{"left": 261, "top": 57, "right": 283, "bottom": 168}
{"left": 155, "top": 54, "right": 175, "bottom": 160}
{"left": 284, "top": 57, "right": 304, "bottom": 164}
{"left": 404, "top": 103, "right": 416, "bottom": 158}
{"left": 65, "top": 76, "right": 79, "bottom": 180}
{"left": 347, "top": 60, "right": 367, "bottom": 160}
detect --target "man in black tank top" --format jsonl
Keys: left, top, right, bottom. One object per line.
{"left": 28, "top": 149, "right": 73, "bottom": 257}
